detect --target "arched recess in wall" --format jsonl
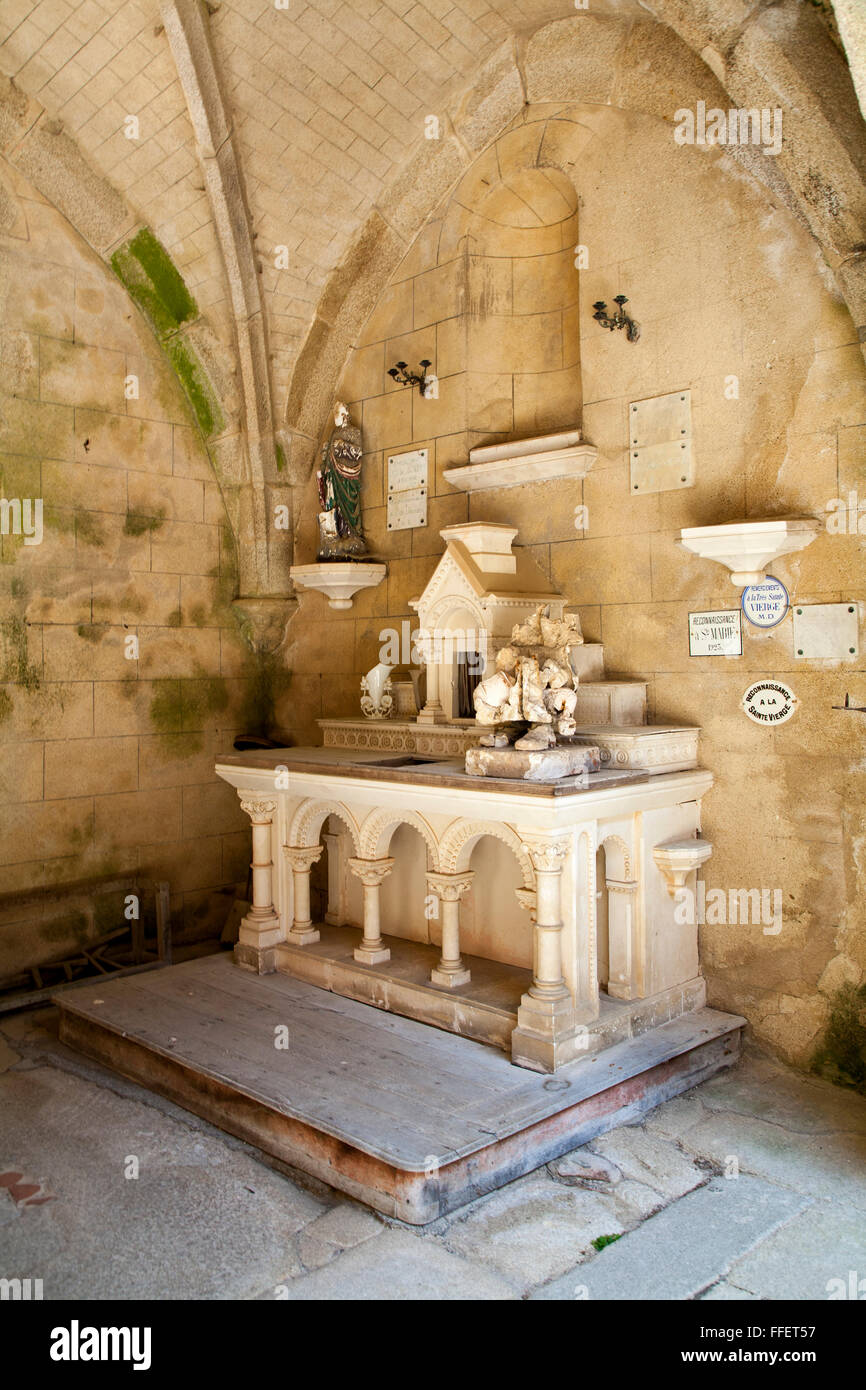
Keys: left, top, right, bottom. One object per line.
{"left": 436, "top": 143, "right": 582, "bottom": 440}
{"left": 284, "top": 5, "right": 866, "bottom": 475}
{"left": 0, "top": 75, "right": 286, "bottom": 616}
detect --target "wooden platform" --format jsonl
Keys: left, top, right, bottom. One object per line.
{"left": 56, "top": 954, "right": 745, "bottom": 1224}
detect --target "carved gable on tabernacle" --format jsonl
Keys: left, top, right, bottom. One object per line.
{"left": 409, "top": 523, "right": 571, "bottom": 721}
{"left": 411, "top": 522, "right": 566, "bottom": 643}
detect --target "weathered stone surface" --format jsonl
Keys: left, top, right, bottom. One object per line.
{"left": 296, "top": 1204, "right": 384, "bottom": 1271}
{"left": 726, "top": 1201, "right": 866, "bottom": 1301}
{"left": 699, "top": 1279, "right": 757, "bottom": 1300}
{"left": 453, "top": 41, "right": 525, "bottom": 153}
{"left": 548, "top": 1150, "right": 623, "bottom": 1186}
{"left": 523, "top": 16, "right": 626, "bottom": 105}
{"left": 0, "top": 1064, "right": 323, "bottom": 1299}
{"left": 283, "top": 1229, "right": 516, "bottom": 1300}
{"left": 439, "top": 1173, "right": 624, "bottom": 1293}
{"left": 587, "top": 1125, "right": 706, "bottom": 1199}
{"left": 465, "top": 744, "right": 600, "bottom": 781}
{"left": 531, "top": 1175, "right": 809, "bottom": 1300}
{"left": 12, "top": 121, "right": 135, "bottom": 253}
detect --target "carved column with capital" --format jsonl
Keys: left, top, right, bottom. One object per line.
{"left": 236, "top": 790, "right": 281, "bottom": 974}
{"left": 347, "top": 857, "right": 394, "bottom": 964}
{"left": 284, "top": 844, "right": 324, "bottom": 945}
{"left": 416, "top": 631, "right": 447, "bottom": 724}
{"left": 426, "top": 871, "right": 473, "bottom": 987}
{"left": 511, "top": 835, "right": 579, "bottom": 1073}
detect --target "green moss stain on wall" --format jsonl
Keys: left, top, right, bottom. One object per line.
{"left": 0, "top": 614, "right": 40, "bottom": 691}
{"left": 240, "top": 651, "right": 291, "bottom": 739}
{"left": 123, "top": 508, "right": 166, "bottom": 536}
{"left": 812, "top": 983, "right": 866, "bottom": 1094}
{"left": 0, "top": 688, "right": 13, "bottom": 723}
{"left": 165, "top": 336, "right": 223, "bottom": 438}
{"left": 111, "top": 228, "right": 224, "bottom": 441}
{"left": 43, "top": 507, "right": 105, "bottom": 548}
{"left": 149, "top": 671, "right": 230, "bottom": 754}
{"left": 110, "top": 228, "right": 197, "bottom": 338}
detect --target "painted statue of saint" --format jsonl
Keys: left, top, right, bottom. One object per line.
{"left": 317, "top": 402, "right": 367, "bottom": 560}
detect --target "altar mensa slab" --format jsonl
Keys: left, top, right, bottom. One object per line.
{"left": 55, "top": 954, "right": 744, "bottom": 1224}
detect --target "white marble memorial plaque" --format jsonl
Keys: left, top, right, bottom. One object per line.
{"left": 741, "top": 679, "right": 798, "bottom": 725}
{"left": 741, "top": 577, "right": 788, "bottom": 628}
{"left": 387, "top": 449, "right": 428, "bottom": 532}
{"left": 792, "top": 603, "right": 859, "bottom": 660}
{"left": 688, "top": 609, "right": 742, "bottom": 656}
{"left": 630, "top": 390, "right": 693, "bottom": 494}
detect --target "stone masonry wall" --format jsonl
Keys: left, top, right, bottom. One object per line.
{"left": 286, "top": 104, "right": 866, "bottom": 1068}
{"left": 0, "top": 157, "right": 256, "bottom": 978}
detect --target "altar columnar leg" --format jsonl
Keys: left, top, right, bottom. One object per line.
{"left": 426, "top": 871, "right": 473, "bottom": 988}
{"left": 417, "top": 655, "right": 446, "bottom": 724}
{"left": 284, "top": 845, "right": 324, "bottom": 945}
{"left": 236, "top": 791, "right": 280, "bottom": 975}
{"left": 511, "top": 837, "right": 577, "bottom": 1072}
{"left": 348, "top": 857, "right": 394, "bottom": 964}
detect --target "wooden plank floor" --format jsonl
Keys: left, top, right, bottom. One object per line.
{"left": 56, "top": 953, "right": 745, "bottom": 1223}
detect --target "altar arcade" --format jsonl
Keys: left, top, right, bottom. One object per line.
{"left": 217, "top": 521, "right": 725, "bottom": 1075}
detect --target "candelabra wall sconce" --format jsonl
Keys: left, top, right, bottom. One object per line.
{"left": 388, "top": 359, "right": 436, "bottom": 397}
{"left": 592, "top": 295, "right": 641, "bottom": 343}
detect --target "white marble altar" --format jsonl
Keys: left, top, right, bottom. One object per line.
{"left": 216, "top": 747, "right": 714, "bottom": 1073}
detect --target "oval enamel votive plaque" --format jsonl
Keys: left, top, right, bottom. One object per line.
{"left": 741, "top": 679, "right": 799, "bottom": 725}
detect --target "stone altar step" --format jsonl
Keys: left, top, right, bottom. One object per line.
{"left": 55, "top": 953, "right": 744, "bottom": 1225}
{"left": 274, "top": 925, "right": 710, "bottom": 1059}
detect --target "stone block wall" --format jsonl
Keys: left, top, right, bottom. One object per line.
{"left": 286, "top": 104, "right": 866, "bottom": 1066}
{"left": 0, "top": 157, "right": 256, "bottom": 978}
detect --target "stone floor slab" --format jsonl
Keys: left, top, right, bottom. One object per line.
{"left": 587, "top": 1124, "right": 706, "bottom": 1199}
{"left": 440, "top": 1172, "right": 625, "bottom": 1293}
{"left": 280, "top": 1229, "right": 517, "bottom": 1300}
{"left": 726, "top": 1201, "right": 866, "bottom": 1301}
{"left": 531, "top": 1175, "right": 809, "bottom": 1300}
{"left": 0, "top": 1064, "right": 324, "bottom": 1300}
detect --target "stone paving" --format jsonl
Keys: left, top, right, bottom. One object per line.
{"left": 1, "top": 1007, "right": 864, "bottom": 1301}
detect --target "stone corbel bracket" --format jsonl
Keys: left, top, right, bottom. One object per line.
{"left": 290, "top": 561, "right": 387, "bottom": 611}
{"left": 653, "top": 838, "right": 713, "bottom": 895}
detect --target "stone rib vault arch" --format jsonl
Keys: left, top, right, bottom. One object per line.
{"left": 283, "top": 4, "right": 866, "bottom": 476}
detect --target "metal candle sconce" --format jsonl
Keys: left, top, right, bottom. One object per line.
{"left": 832, "top": 693, "right": 866, "bottom": 712}
{"left": 388, "top": 360, "right": 434, "bottom": 396}
{"left": 592, "top": 295, "right": 641, "bottom": 343}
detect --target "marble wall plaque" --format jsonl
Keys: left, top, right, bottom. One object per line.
{"left": 387, "top": 449, "right": 428, "bottom": 531}
{"left": 792, "top": 602, "right": 859, "bottom": 660}
{"left": 630, "top": 390, "right": 692, "bottom": 494}
{"left": 689, "top": 609, "right": 742, "bottom": 656}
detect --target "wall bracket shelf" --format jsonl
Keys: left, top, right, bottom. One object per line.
{"left": 444, "top": 429, "right": 598, "bottom": 492}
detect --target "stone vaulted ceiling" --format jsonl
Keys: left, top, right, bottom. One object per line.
{"left": 1, "top": 0, "right": 568, "bottom": 409}
{"left": 1, "top": 0, "right": 865, "bottom": 609}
